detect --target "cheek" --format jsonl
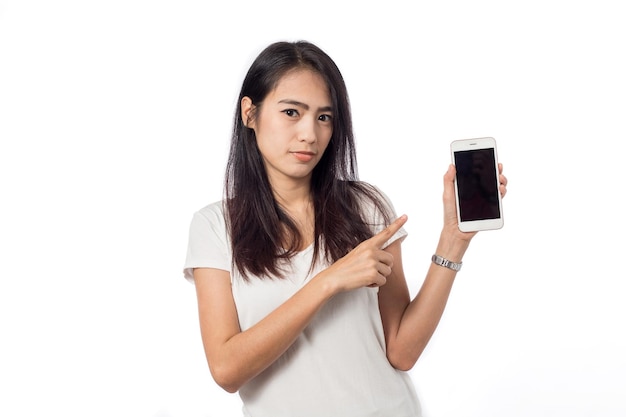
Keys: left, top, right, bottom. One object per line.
{"left": 256, "top": 137, "right": 276, "bottom": 160}
{"left": 259, "top": 119, "right": 288, "bottom": 144}
{"left": 255, "top": 128, "right": 287, "bottom": 160}
{"left": 320, "top": 129, "right": 333, "bottom": 151}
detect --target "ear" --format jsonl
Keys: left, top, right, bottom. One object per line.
{"left": 241, "top": 96, "right": 256, "bottom": 129}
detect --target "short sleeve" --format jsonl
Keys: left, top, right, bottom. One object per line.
{"left": 366, "top": 185, "right": 408, "bottom": 249}
{"left": 183, "top": 201, "right": 231, "bottom": 283}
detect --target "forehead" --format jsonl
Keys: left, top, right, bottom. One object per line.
{"left": 269, "top": 69, "right": 331, "bottom": 103}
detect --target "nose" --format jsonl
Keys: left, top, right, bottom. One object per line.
{"left": 298, "top": 118, "right": 317, "bottom": 143}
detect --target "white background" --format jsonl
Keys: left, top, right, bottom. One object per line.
{"left": 1, "top": 1, "right": 625, "bottom": 416}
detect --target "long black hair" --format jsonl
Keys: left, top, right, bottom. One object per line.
{"left": 225, "top": 41, "right": 391, "bottom": 279}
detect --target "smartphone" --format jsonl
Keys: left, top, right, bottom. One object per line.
{"left": 450, "top": 137, "right": 503, "bottom": 232}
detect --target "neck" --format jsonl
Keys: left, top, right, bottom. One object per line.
{"left": 270, "top": 177, "right": 313, "bottom": 211}
{"left": 270, "top": 177, "right": 315, "bottom": 251}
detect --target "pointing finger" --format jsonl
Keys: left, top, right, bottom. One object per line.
{"left": 370, "top": 215, "right": 408, "bottom": 248}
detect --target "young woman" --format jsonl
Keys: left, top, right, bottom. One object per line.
{"left": 184, "top": 40, "right": 507, "bottom": 417}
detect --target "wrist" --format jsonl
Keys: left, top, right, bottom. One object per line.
{"left": 312, "top": 269, "right": 341, "bottom": 298}
{"left": 435, "top": 231, "right": 470, "bottom": 263}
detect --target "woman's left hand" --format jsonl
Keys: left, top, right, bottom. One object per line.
{"left": 442, "top": 163, "right": 508, "bottom": 241}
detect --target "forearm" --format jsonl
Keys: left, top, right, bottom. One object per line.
{"left": 385, "top": 163, "right": 505, "bottom": 370}
{"left": 210, "top": 272, "right": 335, "bottom": 392}
{"left": 387, "top": 232, "right": 469, "bottom": 370}
{"left": 208, "top": 215, "right": 409, "bottom": 391}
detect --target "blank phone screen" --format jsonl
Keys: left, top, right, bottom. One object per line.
{"left": 454, "top": 148, "right": 501, "bottom": 222}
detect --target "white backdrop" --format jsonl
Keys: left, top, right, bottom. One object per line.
{"left": 1, "top": 1, "right": 625, "bottom": 416}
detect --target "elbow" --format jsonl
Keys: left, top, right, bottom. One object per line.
{"left": 210, "top": 363, "right": 243, "bottom": 394}
{"left": 217, "top": 381, "right": 240, "bottom": 394}
{"left": 222, "top": 385, "right": 240, "bottom": 394}
{"left": 388, "top": 356, "right": 416, "bottom": 372}
{"left": 386, "top": 345, "right": 420, "bottom": 372}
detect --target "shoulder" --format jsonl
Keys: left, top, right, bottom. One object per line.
{"left": 188, "top": 200, "right": 228, "bottom": 245}
{"left": 352, "top": 182, "right": 407, "bottom": 245}
{"left": 193, "top": 200, "right": 225, "bottom": 224}
{"left": 349, "top": 181, "right": 395, "bottom": 217}
{"left": 346, "top": 180, "right": 391, "bottom": 201}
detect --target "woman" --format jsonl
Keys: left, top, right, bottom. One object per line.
{"left": 184, "top": 40, "right": 507, "bottom": 417}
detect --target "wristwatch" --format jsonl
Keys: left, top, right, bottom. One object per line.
{"left": 431, "top": 254, "right": 462, "bottom": 272}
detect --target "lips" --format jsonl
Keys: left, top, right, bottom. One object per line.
{"left": 292, "top": 151, "right": 315, "bottom": 162}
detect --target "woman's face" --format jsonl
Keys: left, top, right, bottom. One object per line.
{"left": 241, "top": 69, "right": 333, "bottom": 188}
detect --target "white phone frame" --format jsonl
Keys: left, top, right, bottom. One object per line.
{"left": 450, "top": 137, "right": 504, "bottom": 232}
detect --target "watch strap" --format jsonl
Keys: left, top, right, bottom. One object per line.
{"left": 431, "top": 254, "right": 462, "bottom": 272}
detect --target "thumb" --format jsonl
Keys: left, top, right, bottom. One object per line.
{"left": 443, "top": 164, "right": 458, "bottom": 223}
{"left": 370, "top": 215, "right": 408, "bottom": 248}
{"left": 443, "top": 164, "right": 456, "bottom": 201}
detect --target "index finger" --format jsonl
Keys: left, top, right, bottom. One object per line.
{"left": 370, "top": 215, "right": 408, "bottom": 248}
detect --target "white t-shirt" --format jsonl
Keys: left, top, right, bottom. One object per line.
{"left": 183, "top": 192, "right": 422, "bottom": 417}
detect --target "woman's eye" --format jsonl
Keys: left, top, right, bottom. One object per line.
{"left": 318, "top": 114, "right": 333, "bottom": 122}
{"left": 283, "top": 109, "right": 298, "bottom": 117}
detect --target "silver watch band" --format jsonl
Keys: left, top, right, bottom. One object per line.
{"left": 431, "top": 254, "right": 462, "bottom": 272}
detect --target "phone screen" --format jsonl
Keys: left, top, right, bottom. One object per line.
{"left": 454, "top": 148, "right": 501, "bottom": 222}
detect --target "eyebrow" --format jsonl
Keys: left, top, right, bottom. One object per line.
{"left": 278, "top": 99, "right": 333, "bottom": 113}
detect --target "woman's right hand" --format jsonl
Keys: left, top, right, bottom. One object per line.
{"left": 320, "top": 215, "right": 408, "bottom": 293}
